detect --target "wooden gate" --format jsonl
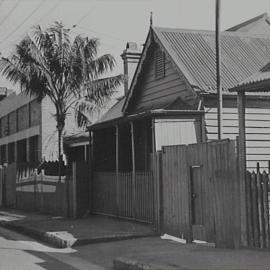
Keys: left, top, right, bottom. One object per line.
{"left": 92, "top": 171, "right": 154, "bottom": 223}
{"left": 160, "top": 139, "right": 240, "bottom": 248}
{"left": 72, "top": 161, "right": 90, "bottom": 218}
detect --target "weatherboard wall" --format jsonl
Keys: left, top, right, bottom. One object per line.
{"left": 204, "top": 95, "right": 270, "bottom": 171}
{"left": 128, "top": 44, "right": 196, "bottom": 113}
{"left": 154, "top": 118, "right": 201, "bottom": 151}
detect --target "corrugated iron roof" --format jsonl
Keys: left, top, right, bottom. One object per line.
{"left": 92, "top": 26, "right": 270, "bottom": 126}
{"left": 93, "top": 97, "right": 125, "bottom": 125}
{"left": 226, "top": 13, "right": 269, "bottom": 32}
{"left": 153, "top": 27, "right": 270, "bottom": 92}
{"left": 64, "top": 131, "right": 89, "bottom": 144}
{"left": 229, "top": 61, "right": 270, "bottom": 92}
{"left": 241, "top": 71, "right": 270, "bottom": 85}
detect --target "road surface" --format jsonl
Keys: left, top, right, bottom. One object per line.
{"left": 0, "top": 226, "right": 108, "bottom": 270}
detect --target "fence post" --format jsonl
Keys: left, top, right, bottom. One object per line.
{"left": 256, "top": 164, "right": 264, "bottom": 248}
{"left": 236, "top": 135, "right": 248, "bottom": 247}
{"left": 262, "top": 171, "right": 269, "bottom": 248}
{"left": 0, "top": 165, "right": 3, "bottom": 207}
{"left": 40, "top": 169, "right": 44, "bottom": 212}
{"left": 237, "top": 91, "right": 248, "bottom": 247}
{"left": 153, "top": 151, "right": 162, "bottom": 234}
{"left": 251, "top": 172, "right": 260, "bottom": 247}
{"left": 33, "top": 168, "right": 37, "bottom": 211}
{"left": 245, "top": 171, "right": 253, "bottom": 247}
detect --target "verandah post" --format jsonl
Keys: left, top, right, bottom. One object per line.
{"left": 88, "top": 130, "right": 93, "bottom": 213}
{"left": 237, "top": 90, "right": 248, "bottom": 246}
{"left": 72, "top": 162, "right": 77, "bottom": 218}
{"left": 130, "top": 121, "right": 136, "bottom": 219}
{"left": 115, "top": 124, "right": 120, "bottom": 216}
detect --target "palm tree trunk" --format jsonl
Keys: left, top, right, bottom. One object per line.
{"left": 58, "top": 127, "right": 63, "bottom": 182}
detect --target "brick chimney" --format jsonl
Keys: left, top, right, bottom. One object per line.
{"left": 121, "top": 42, "right": 141, "bottom": 95}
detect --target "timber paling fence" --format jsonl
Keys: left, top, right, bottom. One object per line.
{"left": 92, "top": 171, "right": 154, "bottom": 223}
{"left": 246, "top": 163, "right": 270, "bottom": 248}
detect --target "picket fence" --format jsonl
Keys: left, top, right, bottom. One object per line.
{"left": 246, "top": 163, "right": 270, "bottom": 248}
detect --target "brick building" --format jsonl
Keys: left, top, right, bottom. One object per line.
{"left": 0, "top": 90, "right": 80, "bottom": 165}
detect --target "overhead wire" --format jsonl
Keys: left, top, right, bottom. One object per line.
{"left": 76, "top": 3, "right": 97, "bottom": 25}
{"left": 35, "top": 0, "right": 63, "bottom": 25}
{"left": 0, "top": 0, "right": 63, "bottom": 51}
{"left": 70, "top": 28, "right": 123, "bottom": 51}
{"left": 0, "top": 0, "right": 124, "bottom": 52}
{"left": 0, "top": 0, "right": 46, "bottom": 45}
{"left": 74, "top": 25, "right": 125, "bottom": 43}
{"left": 71, "top": 3, "right": 124, "bottom": 51}
{"left": 0, "top": 0, "right": 21, "bottom": 29}
{"left": 0, "top": 0, "right": 5, "bottom": 8}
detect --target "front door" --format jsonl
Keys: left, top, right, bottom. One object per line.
{"left": 190, "top": 165, "right": 206, "bottom": 241}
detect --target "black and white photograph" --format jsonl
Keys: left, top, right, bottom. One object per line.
{"left": 0, "top": 0, "right": 270, "bottom": 269}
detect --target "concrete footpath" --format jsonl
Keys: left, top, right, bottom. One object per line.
{"left": 1, "top": 209, "right": 270, "bottom": 270}
{"left": 112, "top": 237, "right": 270, "bottom": 270}
{"left": 0, "top": 209, "right": 155, "bottom": 248}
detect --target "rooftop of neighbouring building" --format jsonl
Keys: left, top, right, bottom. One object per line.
{"left": 226, "top": 12, "right": 270, "bottom": 34}
{"left": 0, "top": 87, "right": 14, "bottom": 102}
{"left": 0, "top": 90, "right": 36, "bottom": 118}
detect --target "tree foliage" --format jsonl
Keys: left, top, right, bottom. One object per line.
{"left": 0, "top": 21, "right": 123, "bottom": 165}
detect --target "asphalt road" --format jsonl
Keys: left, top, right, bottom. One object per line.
{"left": 0, "top": 226, "right": 108, "bottom": 270}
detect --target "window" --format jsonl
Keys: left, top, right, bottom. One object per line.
{"left": 8, "top": 111, "right": 17, "bottom": 134}
{"left": 155, "top": 49, "right": 165, "bottom": 79}
{"left": 8, "top": 143, "right": 15, "bottom": 164}
{"left": 29, "top": 136, "right": 39, "bottom": 162}
{"left": 0, "top": 145, "right": 6, "bottom": 164}
{"left": 1, "top": 116, "right": 9, "bottom": 137}
{"left": 17, "top": 139, "right": 27, "bottom": 162}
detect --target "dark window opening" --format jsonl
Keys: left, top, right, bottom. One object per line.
{"left": 8, "top": 143, "right": 15, "bottom": 164}
{"left": 67, "top": 145, "right": 88, "bottom": 164}
{"left": 29, "top": 136, "right": 39, "bottom": 163}
{"left": 17, "top": 139, "right": 27, "bottom": 163}
{"left": 94, "top": 127, "right": 116, "bottom": 171}
{"left": 0, "top": 145, "right": 6, "bottom": 164}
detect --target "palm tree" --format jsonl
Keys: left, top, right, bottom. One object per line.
{"left": 0, "top": 21, "right": 123, "bottom": 179}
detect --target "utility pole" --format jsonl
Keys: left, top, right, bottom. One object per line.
{"left": 216, "top": 0, "right": 223, "bottom": 139}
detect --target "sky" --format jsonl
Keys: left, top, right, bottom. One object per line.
{"left": 0, "top": 0, "right": 270, "bottom": 95}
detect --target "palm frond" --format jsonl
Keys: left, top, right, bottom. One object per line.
{"left": 88, "top": 54, "right": 116, "bottom": 79}
{"left": 85, "top": 74, "right": 123, "bottom": 105}
{"left": 0, "top": 20, "right": 123, "bottom": 132}
{"left": 74, "top": 98, "right": 110, "bottom": 128}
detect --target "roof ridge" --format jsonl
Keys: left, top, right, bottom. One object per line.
{"left": 153, "top": 26, "right": 270, "bottom": 39}
{"left": 226, "top": 12, "right": 269, "bottom": 32}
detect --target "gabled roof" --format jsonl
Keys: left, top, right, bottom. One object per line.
{"left": 153, "top": 27, "right": 270, "bottom": 91}
{"left": 91, "top": 21, "right": 270, "bottom": 128}
{"left": 226, "top": 13, "right": 270, "bottom": 33}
